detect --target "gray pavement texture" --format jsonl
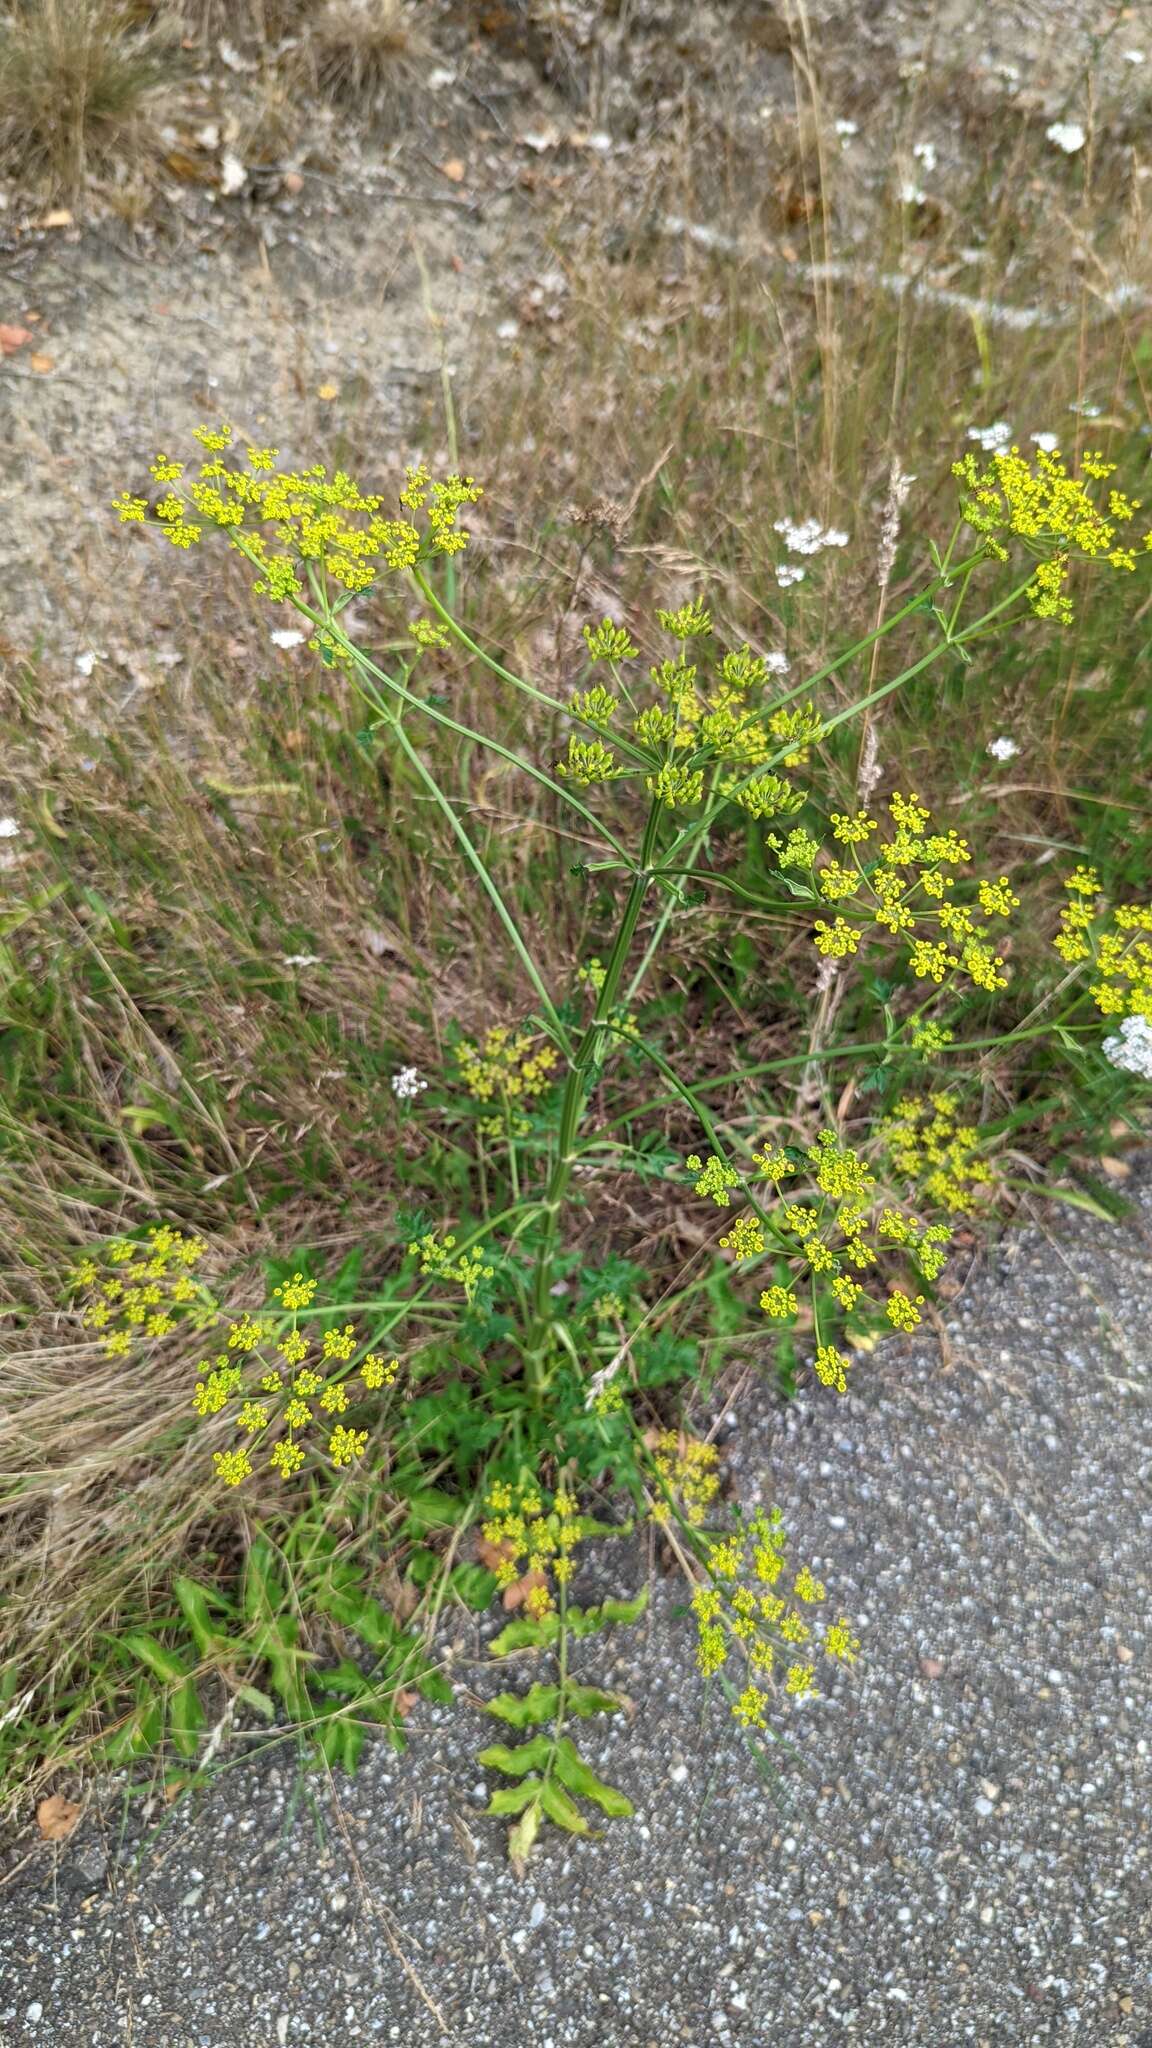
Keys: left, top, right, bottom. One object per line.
{"left": 1, "top": 1174, "right": 1150, "bottom": 2048}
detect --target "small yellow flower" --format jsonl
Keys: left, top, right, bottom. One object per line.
{"left": 328, "top": 1425, "right": 368, "bottom": 1468}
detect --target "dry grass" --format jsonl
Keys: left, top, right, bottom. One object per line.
{"left": 305, "top": 0, "right": 427, "bottom": 106}
{"left": 0, "top": 0, "right": 174, "bottom": 200}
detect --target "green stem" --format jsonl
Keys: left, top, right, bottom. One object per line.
{"left": 524, "top": 801, "right": 665, "bottom": 1383}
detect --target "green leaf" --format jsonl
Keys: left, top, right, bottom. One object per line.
{"left": 450, "top": 1563, "right": 498, "bottom": 1610}
{"left": 487, "top": 1778, "right": 544, "bottom": 1817}
{"left": 243, "top": 1537, "right": 286, "bottom": 1624}
{"left": 400, "top": 1487, "right": 465, "bottom": 1535}
{"left": 553, "top": 1737, "right": 633, "bottom": 1817}
{"left": 173, "top": 1577, "right": 219, "bottom": 1657}
{"left": 567, "top": 1588, "right": 649, "bottom": 1639}
{"left": 488, "top": 1612, "right": 563, "bottom": 1657}
{"left": 564, "top": 1684, "right": 623, "bottom": 1719}
{"left": 476, "top": 1734, "right": 553, "bottom": 1777}
{"left": 235, "top": 1683, "right": 275, "bottom": 1719}
{"left": 121, "top": 1633, "right": 191, "bottom": 1686}
{"left": 417, "top": 1667, "right": 454, "bottom": 1706}
{"left": 539, "top": 1778, "right": 592, "bottom": 1834}
{"left": 484, "top": 1684, "right": 562, "bottom": 1729}
{"left": 168, "top": 1677, "right": 205, "bottom": 1760}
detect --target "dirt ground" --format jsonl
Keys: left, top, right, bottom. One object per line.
{"left": 2, "top": 0, "right": 1149, "bottom": 663}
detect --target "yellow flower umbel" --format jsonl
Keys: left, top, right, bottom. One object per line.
{"left": 1053, "top": 867, "right": 1152, "bottom": 1021}
{"left": 802, "top": 793, "right": 1017, "bottom": 997}
{"left": 880, "top": 1094, "right": 995, "bottom": 1216}
{"left": 190, "top": 1268, "right": 391, "bottom": 1484}
{"left": 409, "top": 1231, "right": 495, "bottom": 1303}
{"left": 480, "top": 1481, "right": 583, "bottom": 1619}
{"left": 952, "top": 442, "right": 1149, "bottom": 624}
{"left": 689, "top": 1507, "right": 857, "bottom": 1729}
{"left": 70, "top": 1225, "right": 211, "bottom": 1358}
{"left": 650, "top": 1433, "right": 720, "bottom": 1527}
{"left": 114, "top": 434, "right": 482, "bottom": 610}
{"left": 454, "top": 1023, "right": 559, "bottom": 1141}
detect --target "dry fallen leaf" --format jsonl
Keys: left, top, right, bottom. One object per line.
{"left": 441, "top": 158, "right": 466, "bottom": 183}
{"left": 0, "top": 324, "right": 32, "bottom": 354}
{"left": 29, "top": 353, "right": 55, "bottom": 375}
{"left": 316, "top": 381, "right": 339, "bottom": 401}
{"left": 283, "top": 170, "right": 304, "bottom": 196}
{"left": 1098, "top": 1155, "right": 1131, "bottom": 1180}
{"left": 39, "top": 208, "right": 73, "bottom": 229}
{"left": 36, "top": 1794, "right": 82, "bottom": 1842}
{"left": 919, "top": 1656, "right": 945, "bottom": 1680}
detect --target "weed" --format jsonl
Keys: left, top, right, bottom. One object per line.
{"left": 0, "top": 0, "right": 172, "bottom": 200}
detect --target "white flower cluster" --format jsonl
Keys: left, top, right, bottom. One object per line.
{"left": 391, "top": 1065, "right": 428, "bottom": 1101}
{"left": 764, "top": 650, "right": 791, "bottom": 676}
{"left": 987, "top": 735, "right": 1020, "bottom": 762}
{"left": 1046, "top": 120, "right": 1086, "bottom": 155}
{"left": 776, "top": 564, "right": 806, "bottom": 588}
{"left": 1102, "top": 1015, "right": 1152, "bottom": 1081}
{"left": 967, "top": 421, "right": 1013, "bottom": 453}
{"left": 774, "top": 516, "right": 851, "bottom": 556}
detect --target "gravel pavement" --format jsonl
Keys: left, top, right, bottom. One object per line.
{"left": 1, "top": 1175, "right": 1150, "bottom": 2047}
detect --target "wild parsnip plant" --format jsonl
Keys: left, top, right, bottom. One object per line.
{"left": 93, "top": 425, "right": 1152, "bottom": 1858}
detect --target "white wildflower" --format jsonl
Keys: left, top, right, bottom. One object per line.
{"left": 1102, "top": 1014, "right": 1152, "bottom": 1081}
{"left": 1030, "top": 432, "right": 1059, "bottom": 453}
{"left": 0, "top": 817, "right": 19, "bottom": 837}
{"left": 899, "top": 180, "right": 927, "bottom": 206}
{"left": 774, "top": 516, "right": 850, "bottom": 557}
{"left": 1068, "top": 400, "right": 1102, "bottom": 418}
{"left": 764, "top": 651, "right": 790, "bottom": 676}
{"left": 776, "top": 564, "right": 806, "bottom": 588}
{"left": 1122, "top": 49, "right": 1145, "bottom": 64}
{"left": 987, "top": 736, "right": 1019, "bottom": 762}
{"left": 270, "top": 629, "right": 305, "bottom": 650}
{"left": 835, "top": 119, "right": 859, "bottom": 143}
{"left": 967, "top": 421, "right": 1013, "bottom": 453}
{"left": 1046, "top": 121, "right": 1086, "bottom": 155}
{"left": 912, "top": 141, "right": 938, "bottom": 173}
{"left": 391, "top": 1066, "right": 428, "bottom": 1101}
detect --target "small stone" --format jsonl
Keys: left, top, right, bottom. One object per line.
{"left": 27, "top": 2005, "right": 43, "bottom": 2024}
{"left": 979, "top": 1780, "right": 1001, "bottom": 1801}
{"left": 329, "top": 1890, "right": 348, "bottom": 1913}
{"left": 1116, "top": 1644, "right": 1134, "bottom": 1664}
{"left": 669, "top": 1764, "right": 689, "bottom": 1785}
{"left": 919, "top": 1657, "right": 945, "bottom": 1679}
{"left": 980, "top": 1905, "right": 995, "bottom": 1924}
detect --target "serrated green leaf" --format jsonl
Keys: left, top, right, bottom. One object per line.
{"left": 484, "top": 1684, "right": 562, "bottom": 1729}
{"left": 564, "top": 1684, "right": 623, "bottom": 1718}
{"left": 417, "top": 1667, "right": 454, "bottom": 1706}
{"left": 539, "top": 1778, "right": 592, "bottom": 1834}
{"left": 488, "top": 1611, "right": 563, "bottom": 1657}
{"left": 487, "top": 1778, "right": 544, "bottom": 1817}
{"left": 553, "top": 1737, "right": 633, "bottom": 1816}
{"left": 450, "top": 1563, "right": 499, "bottom": 1610}
{"left": 477, "top": 1734, "right": 553, "bottom": 1777}
{"left": 121, "top": 1633, "right": 190, "bottom": 1686}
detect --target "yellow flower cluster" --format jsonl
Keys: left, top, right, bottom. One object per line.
{"left": 481, "top": 1481, "right": 582, "bottom": 1619}
{"left": 114, "top": 432, "right": 481, "bottom": 602}
{"left": 748, "top": 1130, "right": 953, "bottom": 1388}
{"left": 455, "top": 1024, "right": 559, "bottom": 1139}
{"left": 192, "top": 1271, "right": 392, "bottom": 1484}
{"left": 560, "top": 617, "right": 805, "bottom": 817}
{"left": 650, "top": 1433, "right": 720, "bottom": 1527}
{"left": 690, "top": 1507, "right": 858, "bottom": 1727}
{"left": 953, "top": 443, "right": 1149, "bottom": 624}
{"left": 71, "top": 1225, "right": 210, "bottom": 1358}
{"left": 1053, "top": 867, "right": 1152, "bottom": 1019}
{"left": 807, "top": 794, "right": 1014, "bottom": 995}
{"left": 686, "top": 1152, "right": 740, "bottom": 1206}
{"left": 409, "top": 1231, "right": 494, "bottom": 1303}
{"left": 880, "top": 1094, "right": 994, "bottom": 1215}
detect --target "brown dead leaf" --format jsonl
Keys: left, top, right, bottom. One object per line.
{"left": 501, "top": 1568, "right": 547, "bottom": 1612}
{"left": 283, "top": 170, "right": 304, "bottom": 196}
{"left": 394, "top": 1688, "right": 419, "bottom": 1718}
{"left": 0, "top": 324, "right": 32, "bottom": 354}
{"left": 441, "top": 158, "right": 466, "bottom": 183}
{"left": 36, "top": 1793, "right": 82, "bottom": 1841}
{"left": 1098, "top": 1155, "right": 1131, "bottom": 1180}
{"left": 39, "top": 208, "right": 73, "bottom": 229}
{"left": 29, "top": 353, "right": 55, "bottom": 375}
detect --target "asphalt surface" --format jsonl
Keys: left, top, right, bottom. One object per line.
{"left": 1, "top": 1173, "right": 1150, "bottom": 2047}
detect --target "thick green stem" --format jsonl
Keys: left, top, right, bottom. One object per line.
{"left": 524, "top": 802, "right": 665, "bottom": 1383}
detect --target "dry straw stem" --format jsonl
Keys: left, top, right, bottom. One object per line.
{"left": 0, "top": 0, "right": 173, "bottom": 200}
